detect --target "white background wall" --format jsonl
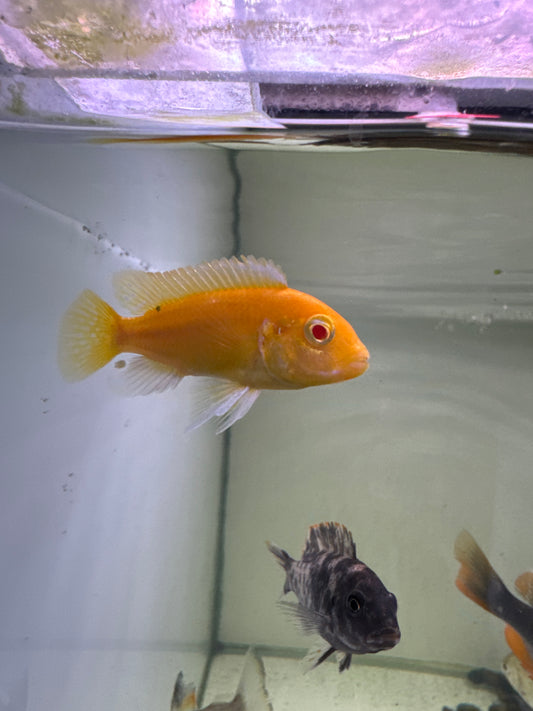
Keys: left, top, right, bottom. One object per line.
{"left": 0, "top": 133, "right": 234, "bottom": 711}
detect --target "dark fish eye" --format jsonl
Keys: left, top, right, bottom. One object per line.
{"left": 347, "top": 593, "right": 365, "bottom": 613}
{"left": 304, "top": 315, "right": 335, "bottom": 346}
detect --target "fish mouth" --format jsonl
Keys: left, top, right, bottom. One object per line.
{"left": 347, "top": 355, "right": 369, "bottom": 378}
{"left": 355, "top": 359, "right": 369, "bottom": 375}
{"left": 365, "top": 628, "right": 401, "bottom": 651}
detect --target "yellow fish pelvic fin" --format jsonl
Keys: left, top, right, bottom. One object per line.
{"left": 187, "top": 378, "right": 261, "bottom": 434}
{"left": 58, "top": 289, "right": 121, "bottom": 382}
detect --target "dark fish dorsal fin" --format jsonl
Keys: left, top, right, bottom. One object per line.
{"left": 303, "top": 522, "right": 356, "bottom": 558}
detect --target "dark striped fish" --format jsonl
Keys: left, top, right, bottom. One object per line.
{"left": 267, "top": 522, "right": 400, "bottom": 672}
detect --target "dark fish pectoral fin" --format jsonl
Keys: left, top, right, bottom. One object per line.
{"left": 339, "top": 654, "right": 352, "bottom": 672}
{"left": 312, "top": 646, "right": 336, "bottom": 668}
{"left": 277, "top": 600, "right": 326, "bottom": 635}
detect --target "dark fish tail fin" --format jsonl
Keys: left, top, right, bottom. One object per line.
{"left": 454, "top": 529, "right": 510, "bottom": 615}
{"left": 266, "top": 541, "right": 293, "bottom": 594}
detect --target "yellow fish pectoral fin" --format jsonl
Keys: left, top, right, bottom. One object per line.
{"left": 111, "top": 355, "right": 183, "bottom": 396}
{"left": 187, "top": 378, "right": 261, "bottom": 434}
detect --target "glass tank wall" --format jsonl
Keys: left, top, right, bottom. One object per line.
{"left": 1, "top": 2, "right": 533, "bottom": 710}
{"left": 1, "top": 129, "right": 533, "bottom": 711}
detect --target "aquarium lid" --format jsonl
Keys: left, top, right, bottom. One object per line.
{"left": 1, "top": 0, "right": 533, "bottom": 130}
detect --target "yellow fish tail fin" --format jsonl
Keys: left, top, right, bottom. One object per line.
{"left": 59, "top": 289, "right": 121, "bottom": 381}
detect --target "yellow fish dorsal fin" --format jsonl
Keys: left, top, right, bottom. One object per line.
{"left": 170, "top": 672, "right": 197, "bottom": 711}
{"left": 236, "top": 649, "right": 273, "bottom": 711}
{"left": 113, "top": 255, "right": 287, "bottom": 315}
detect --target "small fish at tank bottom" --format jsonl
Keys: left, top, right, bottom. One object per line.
{"left": 267, "top": 522, "right": 400, "bottom": 672}
{"left": 454, "top": 530, "right": 533, "bottom": 708}
{"left": 171, "top": 648, "right": 272, "bottom": 711}
{"left": 58, "top": 255, "right": 369, "bottom": 434}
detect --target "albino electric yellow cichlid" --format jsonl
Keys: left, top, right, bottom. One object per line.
{"left": 59, "top": 255, "right": 369, "bottom": 432}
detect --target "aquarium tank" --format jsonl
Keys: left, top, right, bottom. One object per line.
{"left": 1, "top": 1, "right": 533, "bottom": 710}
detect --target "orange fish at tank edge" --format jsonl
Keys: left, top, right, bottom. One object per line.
{"left": 58, "top": 255, "right": 369, "bottom": 433}
{"left": 454, "top": 530, "right": 533, "bottom": 681}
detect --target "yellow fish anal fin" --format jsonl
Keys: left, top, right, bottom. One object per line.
{"left": 515, "top": 572, "right": 533, "bottom": 607}
{"left": 170, "top": 671, "right": 197, "bottom": 711}
{"left": 112, "top": 355, "right": 183, "bottom": 396}
{"left": 187, "top": 378, "right": 261, "bottom": 434}
{"left": 236, "top": 649, "right": 273, "bottom": 711}
{"left": 113, "top": 255, "right": 287, "bottom": 315}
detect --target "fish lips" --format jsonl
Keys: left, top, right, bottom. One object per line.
{"left": 333, "top": 353, "right": 369, "bottom": 382}
{"left": 352, "top": 358, "right": 369, "bottom": 377}
{"left": 365, "top": 627, "right": 401, "bottom": 652}
{"left": 344, "top": 346, "right": 370, "bottom": 378}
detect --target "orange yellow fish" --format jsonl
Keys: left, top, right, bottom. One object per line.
{"left": 171, "top": 647, "right": 272, "bottom": 711}
{"left": 454, "top": 530, "right": 533, "bottom": 681}
{"left": 59, "top": 255, "right": 369, "bottom": 433}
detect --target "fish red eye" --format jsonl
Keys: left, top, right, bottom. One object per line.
{"left": 304, "top": 315, "right": 335, "bottom": 345}
{"left": 312, "top": 323, "right": 328, "bottom": 340}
